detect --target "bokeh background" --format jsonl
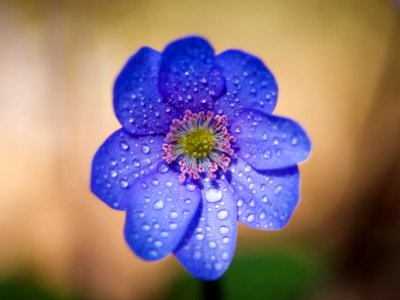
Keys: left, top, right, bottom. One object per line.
{"left": 1, "top": 0, "right": 399, "bottom": 299}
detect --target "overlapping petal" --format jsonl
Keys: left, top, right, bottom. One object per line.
{"left": 124, "top": 172, "right": 201, "bottom": 261}
{"left": 90, "top": 129, "right": 165, "bottom": 210}
{"left": 229, "top": 157, "right": 300, "bottom": 230}
{"left": 231, "top": 109, "right": 311, "bottom": 170}
{"left": 174, "top": 178, "right": 237, "bottom": 280}
{"left": 159, "top": 36, "right": 225, "bottom": 113}
{"left": 113, "top": 47, "right": 177, "bottom": 135}
{"left": 214, "top": 50, "right": 278, "bottom": 119}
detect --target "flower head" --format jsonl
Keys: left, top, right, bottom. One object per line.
{"left": 91, "top": 36, "right": 311, "bottom": 280}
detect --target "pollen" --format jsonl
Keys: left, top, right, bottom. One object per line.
{"left": 162, "top": 110, "right": 236, "bottom": 183}
{"left": 179, "top": 128, "right": 214, "bottom": 157}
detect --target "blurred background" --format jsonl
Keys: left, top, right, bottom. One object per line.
{"left": 0, "top": 0, "right": 399, "bottom": 299}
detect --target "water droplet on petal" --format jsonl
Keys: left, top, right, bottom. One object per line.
{"left": 274, "top": 185, "right": 283, "bottom": 195}
{"left": 169, "top": 222, "right": 178, "bottom": 230}
{"left": 186, "top": 183, "right": 196, "bottom": 191}
{"left": 291, "top": 137, "right": 298, "bottom": 145}
{"left": 193, "top": 251, "right": 202, "bottom": 260}
{"left": 154, "top": 240, "right": 163, "bottom": 248}
{"left": 196, "top": 234, "right": 205, "bottom": 241}
{"left": 157, "top": 161, "right": 169, "bottom": 173}
{"left": 217, "top": 209, "right": 229, "bottom": 220}
{"left": 165, "top": 181, "right": 173, "bottom": 188}
{"left": 273, "top": 138, "right": 280, "bottom": 145}
{"left": 120, "top": 141, "right": 129, "bottom": 150}
{"left": 110, "top": 170, "right": 118, "bottom": 178}
{"left": 263, "top": 150, "right": 271, "bottom": 159}
{"left": 219, "top": 226, "right": 230, "bottom": 235}
{"left": 214, "top": 262, "right": 222, "bottom": 271}
{"left": 209, "top": 241, "right": 217, "bottom": 248}
{"left": 259, "top": 212, "right": 266, "bottom": 220}
{"left": 141, "top": 144, "right": 150, "bottom": 154}
{"left": 120, "top": 180, "right": 129, "bottom": 188}
{"left": 246, "top": 213, "right": 255, "bottom": 223}
{"left": 153, "top": 200, "right": 164, "bottom": 210}
{"left": 169, "top": 211, "right": 178, "bottom": 219}
{"left": 205, "top": 188, "right": 222, "bottom": 203}
{"left": 221, "top": 252, "right": 229, "bottom": 261}
{"left": 262, "top": 195, "right": 269, "bottom": 203}
{"left": 142, "top": 224, "right": 150, "bottom": 231}
{"left": 133, "top": 159, "right": 141, "bottom": 167}
{"left": 237, "top": 198, "right": 244, "bottom": 207}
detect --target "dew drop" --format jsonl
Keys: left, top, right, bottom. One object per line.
{"left": 160, "top": 231, "right": 169, "bottom": 238}
{"left": 209, "top": 241, "right": 217, "bottom": 248}
{"left": 120, "top": 141, "right": 129, "bottom": 150}
{"left": 217, "top": 209, "right": 229, "bottom": 220}
{"left": 222, "top": 237, "right": 230, "bottom": 244}
{"left": 132, "top": 159, "right": 141, "bottom": 167}
{"left": 120, "top": 180, "right": 129, "bottom": 188}
{"left": 246, "top": 213, "right": 255, "bottom": 223}
{"left": 186, "top": 183, "right": 196, "bottom": 191}
{"left": 262, "top": 132, "right": 268, "bottom": 140}
{"left": 244, "top": 165, "right": 251, "bottom": 172}
{"left": 219, "top": 226, "right": 230, "bottom": 235}
{"left": 151, "top": 178, "right": 159, "bottom": 186}
{"left": 196, "top": 234, "right": 205, "bottom": 241}
{"left": 274, "top": 185, "right": 283, "bottom": 195}
{"left": 291, "top": 137, "right": 298, "bottom": 145}
{"left": 142, "top": 224, "right": 150, "bottom": 231}
{"left": 169, "top": 222, "right": 178, "bottom": 230}
{"left": 157, "top": 161, "right": 169, "bottom": 173}
{"left": 237, "top": 198, "right": 244, "bottom": 207}
{"left": 235, "top": 126, "right": 242, "bottom": 134}
{"left": 141, "top": 183, "right": 148, "bottom": 189}
{"left": 221, "top": 252, "right": 229, "bottom": 261}
{"left": 165, "top": 181, "right": 173, "bottom": 188}
{"left": 262, "top": 195, "right": 269, "bottom": 203}
{"left": 153, "top": 200, "right": 164, "bottom": 210}
{"left": 110, "top": 170, "right": 118, "bottom": 178}
{"left": 205, "top": 188, "right": 222, "bottom": 203}
{"left": 170, "top": 211, "right": 178, "bottom": 219}
{"left": 273, "top": 138, "right": 280, "bottom": 145}
{"left": 259, "top": 212, "right": 266, "bottom": 220}
{"left": 263, "top": 150, "right": 271, "bottom": 159}
{"left": 144, "top": 196, "right": 151, "bottom": 203}
{"left": 154, "top": 240, "right": 163, "bottom": 248}
{"left": 141, "top": 144, "right": 150, "bottom": 154}
{"left": 193, "top": 251, "right": 202, "bottom": 260}
{"left": 214, "top": 262, "right": 222, "bottom": 271}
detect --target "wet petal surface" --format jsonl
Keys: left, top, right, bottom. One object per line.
{"left": 91, "top": 129, "right": 164, "bottom": 210}
{"left": 229, "top": 157, "right": 299, "bottom": 230}
{"left": 214, "top": 50, "right": 278, "bottom": 119}
{"left": 231, "top": 109, "right": 311, "bottom": 170}
{"left": 124, "top": 171, "right": 201, "bottom": 261}
{"left": 114, "top": 47, "right": 177, "bottom": 135}
{"left": 174, "top": 178, "right": 237, "bottom": 280}
{"left": 159, "top": 37, "right": 225, "bottom": 113}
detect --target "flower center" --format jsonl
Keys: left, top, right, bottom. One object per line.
{"left": 180, "top": 128, "right": 214, "bottom": 158}
{"left": 162, "top": 110, "right": 235, "bottom": 183}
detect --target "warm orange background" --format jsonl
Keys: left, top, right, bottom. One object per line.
{"left": 0, "top": 0, "right": 399, "bottom": 299}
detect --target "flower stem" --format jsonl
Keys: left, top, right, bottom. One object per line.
{"left": 202, "top": 279, "right": 223, "bottom": 300}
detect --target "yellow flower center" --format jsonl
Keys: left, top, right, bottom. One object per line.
{"left": 179, "top": 128, "right": 214, "bottom": 158}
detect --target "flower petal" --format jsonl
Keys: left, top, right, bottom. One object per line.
{"left": 174, "top": 178, "right": 237, "bottom": 280}
{"left": 159, "top": 36, "right": 225, "bottom": 113}
{"left": 113, "top": 47, "right": 177, "bottom": 135}
{"left": 124, "top": 172, "right": 201, "bottom": 261}
{"left": 231, "top": 109, "right": 311, "bottom": 170}
{"left": 90, "top": 129, "right": 165, "bottom": 210}
{"left": 229, "top": 157, "right": 300, "bottom": 230}
{"left": 214, "top": 50, "right": 278, "bottom": 119}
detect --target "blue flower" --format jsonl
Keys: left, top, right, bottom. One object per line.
{"left": 91, "top": 36, "right": 311, "bottom": 280}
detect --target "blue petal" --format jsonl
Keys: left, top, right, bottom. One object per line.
{"left": 214, "top": 50, "right": 278, "bottom": 119}
{"left": 124, "top": 171, "right": 201, "bottom": 261}
{"left": 159, "top": 36, "right": 225, "bottom": 113}
{"left": 231, "top": 109, "right": 311, "bottom": 170}
{"left": 174, "top": 178, "right": 237, "bottom": 280}
{"left": 90, "top": 129, "right": 165, "bottom": 210}
{"left": 114, "top": 47, "right": 177, "bottom": 135}
{"left": 229, "top": 157, "right": 299, "bottom": 230}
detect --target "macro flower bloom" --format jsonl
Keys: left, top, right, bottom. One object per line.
{"left": 91, "top": 36, "right": 311, "bottom": 280}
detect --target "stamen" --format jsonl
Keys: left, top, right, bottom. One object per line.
{"left": 162, "top": 110, "right": 235, "bottom": 182}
